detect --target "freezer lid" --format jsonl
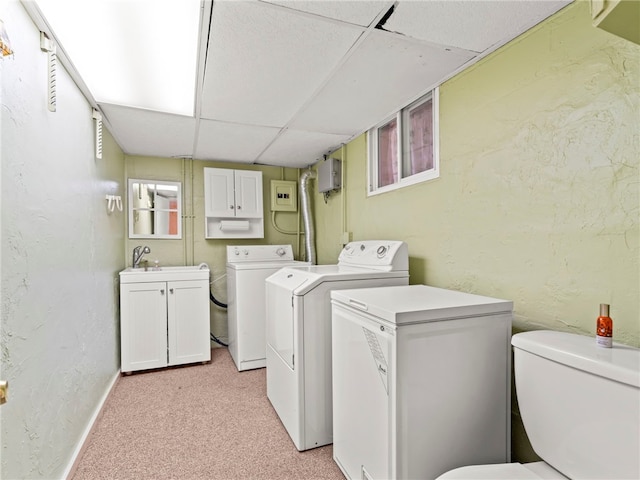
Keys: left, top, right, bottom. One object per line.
{"left": 331, "top": 284, "right": 513, "bottom": 325}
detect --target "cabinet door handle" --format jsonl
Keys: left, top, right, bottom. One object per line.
{"left": 237, "top": 205, "right": 242, "bottom": 210}
{"left": 169, "top": 288, "right": 174, "bottom": 294}
{"left": 230, "top": 205, "right": 234, "bottom": 209}
{"left": 160, "top": 289, "right": 165, "bottom": 295}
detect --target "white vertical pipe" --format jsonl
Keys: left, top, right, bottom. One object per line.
{"left": 300, "top": 169, "right": 317, "bottom": 265}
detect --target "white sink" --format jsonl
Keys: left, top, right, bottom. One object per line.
{"left": 119, "top": 265, "right": 209, "bottom": 283}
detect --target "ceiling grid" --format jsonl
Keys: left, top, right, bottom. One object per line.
{"left": 32, "top": 0, "right": 573, "bottom": 168}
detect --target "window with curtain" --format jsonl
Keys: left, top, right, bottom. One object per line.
{"left": 378, "top": 118, "right": 398, "bottom": 188}
{"left": 368, "top": 88, "right": 439, "bottom": 195}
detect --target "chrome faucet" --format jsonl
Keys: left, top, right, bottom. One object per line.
{"left": 132, "top": 245, "right": 151, "bottom": 268}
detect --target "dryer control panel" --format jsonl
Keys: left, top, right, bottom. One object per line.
{"left": 226, "top": 244, "right": 295, "bottom": 263}
{"left": 338, "top": 241, "right": 408, "bottom": 272}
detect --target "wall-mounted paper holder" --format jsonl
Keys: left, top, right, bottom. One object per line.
{"left": 106, "top": 194, "right": 122, "bottom": 213}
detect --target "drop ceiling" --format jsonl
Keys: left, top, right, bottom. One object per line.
{"left": 34, "top": 0, "right": 572, "bottom": 168}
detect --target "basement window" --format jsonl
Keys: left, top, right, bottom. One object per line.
{"left": 368, "top": 88, "right": 439, "bottom": 195}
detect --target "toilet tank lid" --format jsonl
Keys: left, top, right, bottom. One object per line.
{"left": 512, "top": 331, "right": 640, "bottom": 388}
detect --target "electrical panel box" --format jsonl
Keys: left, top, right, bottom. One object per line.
{"left": 317, "top": 158, "right": 342, "bottom": 193}
{"left": 270, "top": 180, "right": 297, "bottom": 212}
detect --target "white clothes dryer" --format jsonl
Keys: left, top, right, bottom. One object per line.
{"left": 331, "top": 284, "right": 513, "bottom": 480}
{"left": 265, "top": 240, "right": 409, "bottom": 451}
{"left": 226, "top": 245, "right": 308, "bottom": 372}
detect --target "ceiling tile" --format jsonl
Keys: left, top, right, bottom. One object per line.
{"left": 290, "top": 30, "right": 475, "bottom": 136}
{"left": 38, "top": 0, "right": 200, "bottom": 116}
{"left": 38, "top": 0, "right": 572, "bottom": 168}
{"left": 100, "top": 104, "right": 196, "bottom": 157}
{"left": 384, "top": 1, "right": 572, "bottom": 52}
{"left": 257, "top": 129, "right": 353, "bottom": 167}
{"left": 195, "top": 119, "right": 280, "bottom": 163}
{"left": 260, "top": 0, "right": 392, "bottom": 27}
{"left": 199, "top": 0, "right": 364, "bottom": 127}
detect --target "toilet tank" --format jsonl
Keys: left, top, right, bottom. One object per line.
{"left": 512, "top": 331, "right": 640, "bottom": 480}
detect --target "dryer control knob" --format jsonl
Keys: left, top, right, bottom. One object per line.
{"left": 234, "top": 249, "right": 240, "bottom": 255}
{"left": 377, "top": 245, "right": 388, "bottom": 257}
{"left": 276, "top": 248, "right": 286, "bottom": 257}
{"left": 243, "top": 249, "right": 249, "bottom": 256}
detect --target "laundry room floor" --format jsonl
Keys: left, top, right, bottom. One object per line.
{"left": 70, "top": 348, "right": 344, "bottom": 479}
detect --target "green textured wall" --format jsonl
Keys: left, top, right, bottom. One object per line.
{"left": 124, "top": 157, "right": 302, "bottom": 346}
{"left": 314, "top": 1, "right": 639, "bottom": 462}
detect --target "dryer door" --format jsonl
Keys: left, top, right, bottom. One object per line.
{"left": 266, "top": 271, "right": 308, "bottom": 369}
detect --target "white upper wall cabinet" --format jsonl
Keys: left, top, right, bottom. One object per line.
{"left": 204, "top": 167, "right": 264, "bottom": 239}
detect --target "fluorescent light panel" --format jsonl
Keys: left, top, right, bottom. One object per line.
{"left": 36, "top": 0, "right": 200, "bottom": 116}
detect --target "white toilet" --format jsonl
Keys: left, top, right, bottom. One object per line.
{"left": 438, "top": 330, "right": 640, "bottom": 479}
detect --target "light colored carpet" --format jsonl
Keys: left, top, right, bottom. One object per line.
{"left": 71, "top": 348, "right": 345, "bottom": 479}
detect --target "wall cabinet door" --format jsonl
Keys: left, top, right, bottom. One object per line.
{"left": 204, "top": 168, "right": 263, "bottom": 219}
{"left": 591, "top": 0, "right": 640, "bottom": 45}
{"left": 167, "top": 280, "right": 211, "bottom": 366}
{"left": 234, "top": 170, "right": 263, "bottom": 218}
{"left": 204, "top": 167, "right": 235, "bottom": 218}
{"left": 120, "top": 282, "right": 168, "bottom": 372}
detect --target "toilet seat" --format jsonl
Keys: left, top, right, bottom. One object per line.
{"left": 437, "top": 461, "right": 567, "bottom": 479}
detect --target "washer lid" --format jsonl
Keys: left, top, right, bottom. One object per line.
{"left": 227, "top": 260, "right": 308, "bottom": 271}
{"left": 331, "top": 284, "right": 512, "bottom": 325}
{"left": 266, "top": 265, "right": 408, "bottom": 295}
{"left": 266, "top": 267, "right": 310, "bottom": 293}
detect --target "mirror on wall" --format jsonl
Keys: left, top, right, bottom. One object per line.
{"left": 128, "top": 179, "right": 182, "bottom": 239}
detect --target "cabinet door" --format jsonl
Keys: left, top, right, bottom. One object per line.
{"left": 167, "top": 280, "right": 211, "bottom": 366}
{"left": 204, "top": 167, "right": 235, "bottom": 218}
{"left": 591, "top": 0, "right": 640, "bottom": 45}
{"left": 120, "top": 282, "right": 168, "bottom": 372}
{"left": 234, "top": 170, "right": 263, "bottom": 218}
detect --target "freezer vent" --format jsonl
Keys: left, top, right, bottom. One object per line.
{"left": 362, "top": 466, "right": 373, "bottom": 480}
{"left": 362, "top": 327, "right": 388, "bottom": 394}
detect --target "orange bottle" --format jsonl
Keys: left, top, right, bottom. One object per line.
{"left": 596, "top": 303, "right": 613, "bottom": 348}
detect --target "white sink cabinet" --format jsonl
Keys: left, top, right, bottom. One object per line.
{"left": 119, "top": 266, "right": 211, "bottom": 373}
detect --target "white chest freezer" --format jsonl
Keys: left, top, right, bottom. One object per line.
{"left": 331, "top": 284, "right": 513, "bottom": 480}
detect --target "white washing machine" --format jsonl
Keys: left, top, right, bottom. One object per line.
{"left": 226, "top": 245, "right": 308, "bottom": 372}
{"left": 330, "top": 284, "right": 513, "bottom": 480}
{"left": 265, "top": 240, "right": 409, "bottom": 451}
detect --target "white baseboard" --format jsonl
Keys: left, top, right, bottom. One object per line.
{"left": 62, "top": 370, "right": 120, "bottom": 480}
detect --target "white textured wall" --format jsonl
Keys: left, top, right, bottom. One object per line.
{"left": 0, "top": 2, "right": 125, "bottom": 478}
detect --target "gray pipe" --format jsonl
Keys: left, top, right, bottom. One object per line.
{"left": 300, "top": 169, "right": 317, "bottom": 265}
